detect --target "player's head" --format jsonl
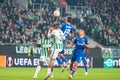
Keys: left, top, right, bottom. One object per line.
{"left": 79, "top": 29, "right": 85, "bottom": 36}
{"left": 66, "top": 16, "right": 72, "bottom": 23}
{"left": 51, "top": 23, "right": 59, "bottom": 29}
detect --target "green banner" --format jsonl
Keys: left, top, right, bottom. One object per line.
{"left": 102, "top": 48, "right": 111, "bottom": 58}
{"left": 104, "top": 58, "right": 114, "bottom": 68}
{"left": 112, "top": 49, "right": 120, "bottom": 58}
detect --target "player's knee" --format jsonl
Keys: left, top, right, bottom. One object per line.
{"left": 49, "top": 63, "right": 53, "bottom": 68}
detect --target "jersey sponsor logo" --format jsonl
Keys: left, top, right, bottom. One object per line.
{"left": 66, "top": 26, "right": 71, "bottom": 28}
{"left": 82, "top": 39, "right": 84, "bottom": 42}
{"left": 77, "top": 41, "right": 83, "bottom": 46}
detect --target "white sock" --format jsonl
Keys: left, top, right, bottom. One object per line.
{"left": 47, "top": 68, "right": 51, "bottom": 76}
{"left": 34, "top": 65, "right": 41, "bottom": 76}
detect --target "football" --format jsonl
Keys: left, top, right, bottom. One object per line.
{"left": 53, "top": 10, "right": 60, "bottom": 17}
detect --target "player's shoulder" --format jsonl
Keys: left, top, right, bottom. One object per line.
{"left": 84, "top": 36, "right": 89, "bottom": 39}
{"left": 62, "top": 23, "right": 72, "bottom": 26}
{"left": 51, "top": 30, "right": 56, "bottom": 33}
{"left": 62, "top": 22, "right": 66, "bottom": 25}
{"left": 52, "top": 29, "right": 59, "bottom": 33}
{"left": 60, "top": 23, "right": 65, "bottom": 26}
{"left": 60, "top": 23, "right": 64, "bottom": 28}
{"left": 83, "top": 36, "right": 89, "bottom": 41}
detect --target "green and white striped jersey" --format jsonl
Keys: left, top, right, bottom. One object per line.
{"left": 48, "top": 29, "right": 65, "bottom": 49}
{"left": 38, "top": 37, "right": 53, "bottom": 57}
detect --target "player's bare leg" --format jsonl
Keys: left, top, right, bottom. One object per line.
{"left": 44, "top": 58, "right": 54, "bottom": 80}
{"left": 33, "top": 61, "right": 44, "bottom": 79}
{"left": 61, "top": 64, "right": 65, "bottom": 72}
{"left": 68, "top": 62, "right": 73, "bottom": 79}
{"left": 66, "top": 62, "right": 70, "bottom": 71}
{"left": 50, "top": 68, "right": 54, "bottom": 78}
{"left": 61, "top": 62, "right": 70, "bottom": 72}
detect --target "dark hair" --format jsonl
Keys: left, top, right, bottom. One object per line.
{"left": 52, "top": 23, "right": 59, "bottom": 29}
{"left": 67, "top": 16, "right": 72, "bottom": 22}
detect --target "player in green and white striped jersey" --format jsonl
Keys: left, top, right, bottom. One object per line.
{"left": 44, "top": 24, "right": 65, "bottom": 80}
{"left": 33, "top": 33, "right": 54, "bottom": 79}
{"left": 39, "top": 36, "right": 53, "bottom": 57}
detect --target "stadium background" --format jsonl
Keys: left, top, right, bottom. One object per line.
{"left": 0, "top": 0, "right": 120, "bottom": 80}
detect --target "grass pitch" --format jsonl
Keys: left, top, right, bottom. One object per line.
{"left": 0, "top": 67, "right": 120, "bottom": 80}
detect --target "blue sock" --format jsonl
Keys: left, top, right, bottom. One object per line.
{"left": 56, "top": 57, "right": 62, "bottom": 65}
{"left": 71, "top": 67, "right": 77, "bottom": 75}
{"left": 71, "top": 70, "right": 75, "bottom": 75}
{"left": 71, "top": 67, "right": 77, "bottom": 76}
{"left": 84, "top": 65, "right": 88, "bottom": 72}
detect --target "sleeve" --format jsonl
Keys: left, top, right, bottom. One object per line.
{"left": 85, "top": 37, "right": 89, "bottom": 44}
{"left": 73, "top": 37, "right": 77, "bottom": 44}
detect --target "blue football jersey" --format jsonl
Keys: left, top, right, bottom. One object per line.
{"left": 60, "top": 23, "right": 74, "bottom": 38}
{"left": 73, "top": 36, "right": 89, "bottom": 51}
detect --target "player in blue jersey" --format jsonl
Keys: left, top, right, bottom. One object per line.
{"left": 66, "top": 29, "right": 90, "bottom": 79}
{"left": 56, "top": 16, "right": 74, "bottom": 72}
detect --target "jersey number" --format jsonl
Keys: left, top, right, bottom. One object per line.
{"left": 64, "top": 29, "right": 70, "bottom": 36}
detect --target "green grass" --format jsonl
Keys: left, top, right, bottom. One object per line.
{"left": 0, "top": 67, "right": 120, "bottom": 80}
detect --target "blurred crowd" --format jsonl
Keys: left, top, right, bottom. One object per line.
{"left": 0, "top": 0, "right": 120, "bottom": 47}
{"left": 0, "top": 0, "right": 63, "bottom": 44}
{"left": 93, "top": 0, "right": 120, "bottom": 47}
{"left": 67, "top": 0, "right": 120, "bottom": 47}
